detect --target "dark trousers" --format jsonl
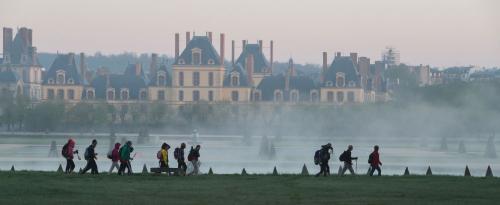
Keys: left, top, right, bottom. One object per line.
{"left": 160, "top": 161, "right": 168, "bottom": 169}
{"left": 177, "top": 159, "right": 187, "bottom": 172}
{"left": 316, "top": 161, "right": 330, "bottom": 176}
{"left": 370, "top": 165, "right": 381, "bottom": 176}
{"left": 118, "top": 160, "right": 132, "bottom": 175}
{"left": 65, "top": 158, "right": 75, "bottom": 173}
{"left": 81, "top": 159, "right": 98, "bottom": 174}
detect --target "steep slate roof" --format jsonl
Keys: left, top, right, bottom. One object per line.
{"left": 235, "top": 44, "right": 270, "bottom": 73}
{"left": 43, "top": 54, "right": 82, "bottom": 85}
{"left": 443, "top": 66, "right": 472, "bottom": 74}
{"left": 257, "top": 75, "right": 317, "bottom": 101}
{"left": 0, "top": 69, "right": 19, "bottom": 83}
{"left": 324, "top": 56, "right": 361, "bottom": 87}
{"left": 173, "top": 36, "right": 221, "bottom": 66}
{"left": 8, "top": 28, "right": 39, "bottom": 66}
{"left": 148, "top": 64, "right": 172, "bottom": 87}
{"left": 223, "top": 64, "right": 250, "bottom": 87}
{"left": 124, "top": 63, "right": 145, "bottom": 77}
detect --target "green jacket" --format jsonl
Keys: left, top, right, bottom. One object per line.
{"left": 119, "top": 144, "right": 134, "bottom": 161}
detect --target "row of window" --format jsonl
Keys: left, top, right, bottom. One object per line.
{"left": 47, "top": 89, "right": 75, "bottom": 100}
{"left": 326, "top": 91, "right": 355, "bottom": 103}
{"left": 178, "top": 72, "right": 214, "bottom": 87}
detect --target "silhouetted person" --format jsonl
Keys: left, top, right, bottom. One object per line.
{"left": 81, "top": 139, "right": 98, "bottom": 174}
{"left": 159, "top": 143, "right": 170, "bottom": 170}
{"left": 315, "top": 143, "right": 333, "bottom": 177}
{"left": 174, "top": 143, "right": 187, "bottom": 175}
{"left": 188, "top": 145, "right": 201, "bottom": 175}
{"left": 340, "top": 145, "right": 357, "bottom": 176}
{"left": 118, "top": 141, "right": 134, "bottom": 175}
{"left": 108, "top": 143, "right": 121, "bottom": 174}
{"left": 62, "top": 139, "right": 78, "bottom": 173}
{"left": 368, "top": 145, "right": 382, "bottom": 176}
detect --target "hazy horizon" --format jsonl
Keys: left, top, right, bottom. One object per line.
{"left": 1, "top": 0, "right": 499, "bottom": 67}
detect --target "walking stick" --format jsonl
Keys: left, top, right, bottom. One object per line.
{"left": 355, "top": 159, "right": 357, "bottom": 173}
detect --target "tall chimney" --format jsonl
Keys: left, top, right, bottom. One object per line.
{"left": 219, "top": 33, "right": 225, "bottom": 65}
{"left": 135, "top": 63, "right": 142, "bottom": 76}
{"left": 322, "top": 52, "right": 328, "bottom": 83}
{"left": 80, "top": 52, "right": 86, "bottom": 82}
{"left": 208, "top": 32, "right": 213, "bottom": 44}
{"left": 350, "top": 52, "right": 358, "bottom": 65}
{"left": 30, "top": 47, "right": 37, "bottom": 65}
{"left": 242, "top": 40, "right": 247, "bottom": 49}
{"left": 175, "top": 33, "right": 180, "bottom": 59}
{"left": 151, "top": 53, "right": 158, "bottom": 76}
{"left": 27, "top": 29, "right": 32, "bottom": 47}
{"left": 336, "top": 52, "right": 341, "bottom": 57}
{"left": 246, "top": 54, "right": 254, "bottom": 86}
{"left": 270, "top": 40, "right": 274, "bottom": 73}
{"left": 186, "top": 31, "right": 191, "bottom": 46}
{"left": 231, "top": 40, "right": 235, "bottom": 65}
{"left": 258, "top": 40, "right": 263, "bottom": 53}
{"left": 3, "top": 28, "right": 13, "bottom": 56}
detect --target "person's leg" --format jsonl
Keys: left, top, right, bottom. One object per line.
{"left": 81, "top": 160, "right": 91, "bottom": 174}
{"left": 376, "top": 166, "right": 381, "bottom": 176}
{"left": 65, "top": 159, "right": 70, "bottom": 173}
{"left": 126, "top": 161, "right": 132, "bottom": 175}
{"left": 347, "top": 164, "right": 355, "bottom": 175}
{"left": 316, "top": 164, "right": 323, "bottom": 177}
{"left": 69, "top": 159, "right": 75, "bottom": 173}
{"left": 325, "top": 163, "right": 330, "bottom": 176}
{"left": 118, "top": 161, "right": 125, "bottom": 175}
{"left": 341, "top": 162, "right": 349, "bottom": 176}
{"left": 90, "top": 159, "right": 98, "bottom": 174}
{"left": 369, "top": 165, "right": 375, "bottom": 176}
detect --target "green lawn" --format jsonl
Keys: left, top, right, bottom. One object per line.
{"left": 0, "top": 171, "right": 498, "bottom": 205}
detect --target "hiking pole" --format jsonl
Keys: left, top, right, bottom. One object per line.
{"left": 76, "top": 153, "right": 81, "bottom": 160}
{"left": 355, "top": 159, "right": 358, "bottom": 173}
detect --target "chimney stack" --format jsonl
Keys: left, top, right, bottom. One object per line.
{"left": 231, "top": 40, "right": 235, "bottom": 65}
{"left": 135, "top": 63, "right": 142, "bottom": 76}
{"left": 3, "top": 28, "right": 13, "bottom": 56}
{"left": 322, "top": 52, "right": 328, "bottom": 83}
{"left": 258, "top": 40, "right": 263, "bottom": 53}
{"left": 246, "top": 54, "right": 254, "bottom": 86}
{"left": 80, "top": 52, "right": 86, "bottom": 82}
{"left": 175, "top": 33, "right": 180, "bottom": 59}
{"left": 27, "top": 29, "right": 32, "bottom": 47}
{"left": 30, "top": 47, "right": 37, "bottom": 65}
{"left": 68, "top": 53, "right": 75, "bottom": 65}
{"left": 186, "top": 32, "right": 191, "bottom": 46}
{"left": 270, "top": 40, "right": 274, "bottom": 73}
{"left": 151, "top": 53, "right": 158, "bottom": 76}
{"left": 242, "top": 40, "right": 247, "bottom": 49}
{"left": 220, "top": 33, "right": 225, "bottom": 65}
{"left": 350, "top": 52, "right": 358, "bottom": 65}
{"left": 208, "top": 32, "right": 213, "bottom": 44}
{"left": 336, "top": 52, "right": 341, "bottom": 57}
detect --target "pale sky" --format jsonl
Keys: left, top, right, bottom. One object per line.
{"left": 1, "top": 0, "right": 499, "bottom": 67}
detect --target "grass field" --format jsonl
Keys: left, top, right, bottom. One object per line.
{"left": 0, "top": 171, "right": 499, "bottom": 205}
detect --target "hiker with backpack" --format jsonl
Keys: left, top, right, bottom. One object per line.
{"left": 174, "top": 143, "right": 187, "bottom": 175}
{"left": 118, "top": 141, "right": 134, "bottom": 175}
{"left": 108, "top": 143, "right": 121, "bottom": 174}
{"left": 187, "top": 145, "right": 201, "bottom": 175}
{"left": 368, "top": 145, "right": 382, "bottom": 176}
{"left": 315, "top": 143, "right": 333, "bottom": 177}
{"left": 339, "top": 145, "right": 358, "bottom": 176}
{"left": 158, "top": 143, "right": 170, "bottom": 170}
{"left": 80, "top": 139, "right": 99, "bottom": 175}
{"left": 62, "top": 139, "right": 79, "bottom": 174}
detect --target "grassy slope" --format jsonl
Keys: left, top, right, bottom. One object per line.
{"left": 0, "top": 172, "right": 499, "bottom": 205}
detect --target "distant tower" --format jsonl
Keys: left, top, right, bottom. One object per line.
{"left": 382, "top": 47, "right": 400, "bottom": 67}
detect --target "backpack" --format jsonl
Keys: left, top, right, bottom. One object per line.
{"left": 339, "top": 151, "right": 348, "bottom": 162}
{"left": 62, "top": 143, "right": 69, "bottom": 158}
{"left": 314, "top": 150, "right": 321, "bottom": 165}
{"left": 368, "top": 153, "right": 374, "bottom": 164}
{"left": 107, "top": 150, "right": 113, "bottom": 159}
{"left": 187, "top": 148, "right": 194, "bottom": 161}
{"left": 157, "top": 150, "right": 162, "bottom": 160}
{"left": 84, "top": 146, "right": 91, "bottom": 160}
{"left": 174, "top": 148, "right": 180, "bottom": 160}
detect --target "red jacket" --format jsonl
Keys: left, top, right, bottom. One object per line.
{"left": 66, "top": 139, "right": 75, "bottom": 159}
{"left": 370, "top": 151, "right": 381, "bottom": 166}
{"left": 111, "top": 143, "right": 121, "bottom": 162}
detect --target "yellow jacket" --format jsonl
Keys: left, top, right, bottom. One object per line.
{"left": 161, "top": 149, "right": 168, "bottom": 164}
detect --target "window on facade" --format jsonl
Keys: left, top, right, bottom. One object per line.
{"left": 107, "top": 90, "right": 114, "bottom": 100}
{"left": 311, "top": 91, "right": 319, "bottom": 102}
{"left": 57, "top": 74, "right": 65, "bottom": 84}
{"left": 48, "top": 79, "right": 54, "bottom": 84}
{"left": 57, "top": 89, "right": 64, "bottom": 99}
{"left": 348, "top": 81, "right": 355, "bottom": 88}
{"left": 178, "top": 59, "right": 185, "bottom": 64}
{"left": 140, "top": 91, "right": 147, "bottom": 100}
{"left": 158, "top": 75, "right": 166, "bottom": 86}
{"left": 231, "top": 91, "right": 239, "bottom": 102}
{"left": 326, "top": 81, "right": 333, "bottom": 87}
{"left": 208, "top": 91, "right": 214, "bottom": 102}
{"left": 48, "top": 89, "right": 55, "bottom": 100}
{"left": 336, "top": 75, "right": 345, "bottom": 87}
{"left": 254, "top": 92, "right": 260, "bottom": 101}
{"left": 193, "top": 72, "right": 200, "bottom": 86}
{"left": 68, "top": 78, "right": 74, "bottom": 84}
{"left": 87, "top": 90, "right": 94, "bottom": 100}
{"left": 121, "top": 90, "right": 129, "bottom": 100}
{"left": 68, "top": 89, "right": 75, "bottom": 100}
{"left": 208, "top": 72, "right": 214, "bottom": 86}
{"left": 291, "top": 91, "right": 299, "bottom": 102}
{"left": 208, "top": 59, "right": 214, "bottom": 65}
{"left": 231, "top": 75, "right": 239, "bottom": 86}
{"left": 193, "top": 90, "right": 200, "bottom": 101}
{"left": 327, "top": 91, "right": 334, "bottom": 102}
{"left": 192, "top": 52, "right": 201, "bottom": 65}
{"left": 274, "top": 91, "right": 282, "bottom": 102}
{"left": 347, "top": 91, "right": 355, "bottom": 102}
{"left": 337, "top": 91, "right": 344, "bottom": 102}
{"left": 179, "top": 72, "right": 184, "bottom": 86}
{"left": 158, "top": 90, "right": 165, "bottom": 101}
{"left": 178, "top": 90, "right": 184, "bottom": 101}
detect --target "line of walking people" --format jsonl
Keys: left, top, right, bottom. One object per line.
{"left": 315, "top": 143, "right": 382, "bottom": 177}
{"left": 62, "top": 138, "right": 202, "bottom": 176}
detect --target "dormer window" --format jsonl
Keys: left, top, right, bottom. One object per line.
{"left": 87, "top": 89, "right": 95, "bottom": 100}
{"left": 231, "top": 72, "right": 240, "bottom": 86}
{"left": 326, "top": 81, "right": 333, "bottom": 87}
{"left": 310, "top": 90, "right": 319, "bottom": 102}
{"left": 67, "top": 78, "right": 74, "bottom": 84}
{"left": 348, "top": 81, "right": 355, "bottom": 88}
{"left": 178, "top": 59, "right": 185, "bottom": 65}
{"left": 208, "top": 59, "right": 215, "bottom": 65}
{"left": 56, "top": 70, "right": 66, "bottom": 84}
{"left": 192, "top": 48, "right": 202, "bottom": 65}
{"left": 253, "top": 90, "right": 261, "bottom": 101}
{"left": 107, "top": 88, "right": 115, "bottom": 101}
{"left": 336, "top": 72, "right": 345, "bottom": 87}
{"left": 274, "top": 90, "right": 283, "bottom": 102}
{"left": 157, "top": 71, "right": 166, "bottom": 86}
{"left": 290, "top": 90, "right": 299, "bottom": 102}
{"left": 48, "top": 78, "right": 54, "bottom": 84}
{"left": 139, "top": 89, "right": 147, "bottom": 100}
{"left": 120, "top": 89, "right": 129, "bottom": 100}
